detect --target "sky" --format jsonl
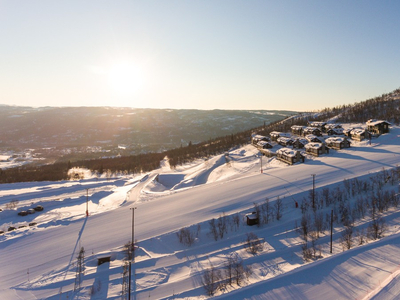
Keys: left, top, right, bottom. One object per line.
{"left": 1, "top": 1, "right": 400, "bottom": 111}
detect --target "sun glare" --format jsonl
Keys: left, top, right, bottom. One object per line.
{"left": 108, "top": 62, "right": 143, "bottom": 96}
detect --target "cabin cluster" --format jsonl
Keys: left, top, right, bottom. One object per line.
{"left": 251, "top": 119, "right": 390, "bottom": 165}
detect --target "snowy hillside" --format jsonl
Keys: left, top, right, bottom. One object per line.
{"left": 1, "top": 126, "right": 400, "bottom": 299}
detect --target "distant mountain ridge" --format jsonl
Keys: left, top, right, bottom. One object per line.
{"left": 0, "top": 106, "right": 296, "bottom": 159}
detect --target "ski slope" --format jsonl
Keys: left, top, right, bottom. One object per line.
{"left": 1, "top": 126, "right": 400, "bottom": 299}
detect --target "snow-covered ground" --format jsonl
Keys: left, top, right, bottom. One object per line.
{"left": 1, "top": 126, "right": 400, "bottom": 299}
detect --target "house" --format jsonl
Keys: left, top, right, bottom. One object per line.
{"left": 292, "top": 138, "right": 308, "bottom": 149}
{"left": 309, "top": 121, "right": 327, "bottom": 132}
{"left": 257, "top": 140, "right": 273, "bottom": 149}
{"left": 327, "top": 128, "right": 344, "bottom": 136}
{"left": 349, "top": 128, "right": 370, "bottom": 141}
{"left": 325, "top": 137, "right": 351, "bottom": 150}
{"left": 276, "top": 147, "right": 305, "bottom": 165}
{"left": 269, "top": 131, "right": 290, "bottom": 141}
{"left": 246, "top": 212, "right": 259, "bottom": 226}
{"left": 260, "top": 148, "right": 276, "bottom": 157}
{"left": 291, "top": 125, "right": 305, "bottom": 136}
{"left": 252, "top": 134, "right": 269, "bottom": 145}
{"left": 366, "top": 119, "right": 391, "bottom": 135}
{"left": 277, "top": 137, "right": 293, "bottom": 147}
{"left": 305, "top": 142, "right": 329, "bottom": 157}
{"left": 305, "top": 134, "right": 323, "bottom": 143}
{"left": 303, "top": 127, "right": 322, "bottom": 137}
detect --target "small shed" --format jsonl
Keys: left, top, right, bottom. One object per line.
{"left": 246, "top": 212, "right": 259, "bottom": 226}
{"left": 98, "top": 256, "right": 111, "bottom": 266}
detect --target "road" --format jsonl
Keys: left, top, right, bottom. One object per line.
{"left": 1, "top": 138, "right": 400, "bottom": 299}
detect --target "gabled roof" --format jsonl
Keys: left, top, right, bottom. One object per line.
{"left": 276, "top": 147, "right": 297, "bottom": 157}
{"left": 305, "top": 142, "right": 323, "bottom": 150}
{"left": 366, "top": 119, "right": 391, "bottom": 126}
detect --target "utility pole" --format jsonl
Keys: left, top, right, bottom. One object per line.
{"left": 85, "top": 188, "right": 89, "bottom": 217}
{"left": 311, "top": 174, "right": 316, "bottom": 210}
{"left": 330, "top": 209, "right": 333, "bottom": 253}
{"left": 129, "top": 207, "right": 137, "bottom": 300}
{"left": 260, "top": 153, "right": 263, "bottom": 174}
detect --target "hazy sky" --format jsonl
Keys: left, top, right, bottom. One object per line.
{"left": 1, "top": 1, "right": 400, "bottom": 111}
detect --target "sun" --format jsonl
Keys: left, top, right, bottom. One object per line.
{"left": 108, "top": 62, "right": 143, "bottom": 96}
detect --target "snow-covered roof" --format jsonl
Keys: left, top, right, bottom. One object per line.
{"left": 257, "top": 141, "right": 272, "bottom": 147}
{"left": 277, "top": 137, "right": 292, "bottom": 143}
{"left": 305, "top": 142, "right": 323, "bottom": 150}
{"left": 291, "top": 125, "right": 305, "bottom": 130}
{"left": 309, "top": 121, "right": 326, "bottom": 127}
{"left": 276, "top": 147, "right": 297, "bottom": 157}
{"left": 325, "top": 136, "right": 347, "bottom": 143}
{"left": 270, "top": 131, "right": 290, "bottom": 137}
{"left": 366, "top": 119, "right": 391, "bottom": 126}
{"left": 252, "top": 134, "right": 268, "bottom": 140}
{"left": 305, "top": 134, "right": 322, "bottom": 142}
{"left": 350, "top": 128, "right": 366, "bottom": 135}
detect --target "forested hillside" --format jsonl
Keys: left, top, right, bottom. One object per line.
{"left": 1, "top": 87, "right": 399, "bottom": 183}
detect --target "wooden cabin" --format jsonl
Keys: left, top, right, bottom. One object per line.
{"left": 257, "top": 140, "right": 273, "bottom": 149}
{"left": 277, "top": 137, "right": 293, "bottom": 147}
{"left": 349, "top": 128, "right": 369, "bottom": 141}
{"left": 325, "top": 137, "right": 351, "bottom": 150}
{"left": 309, "top": 121, "right": 327, "bottom": 132}
{"left": 326, "top": 128, "right": 344, "bottom": 136}
{"left": 366, "top": 120, "right": 391, "bottom": 135}
{"left": 276, "top": 147, "right": 305, "bottom": 165}
{"left": 269, "top": 131, "right": 290, "bottom": 142}
{"left": 252, "top": 134, "right": 269, "bottom": 145}
{"left": 305, "top": 142, "right": 329, "bottom": 157}
{"left": 292, "top": 138, "right": 308, "bottom": 149}
{"left": 291, "top": 125, "right": 305, "bottom": 136}
{"left": 305, "top": 134, "right": 323, "bottom": 143}
{"left": 303, "top": 127, "right": 322, "bottom": 137}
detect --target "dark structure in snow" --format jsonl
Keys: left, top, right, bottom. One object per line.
{"left": 246, "top": 212, "right": 259, "bottom": 226}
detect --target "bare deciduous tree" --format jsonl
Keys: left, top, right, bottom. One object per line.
{"left": 244, "top": 232, "right": 263, "bottom": 255}
{"left": 274, "top": 197, "right": 283, "bottom": 221}
{"left": 202, "top": 265, "right": 221, "bottom": 296}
